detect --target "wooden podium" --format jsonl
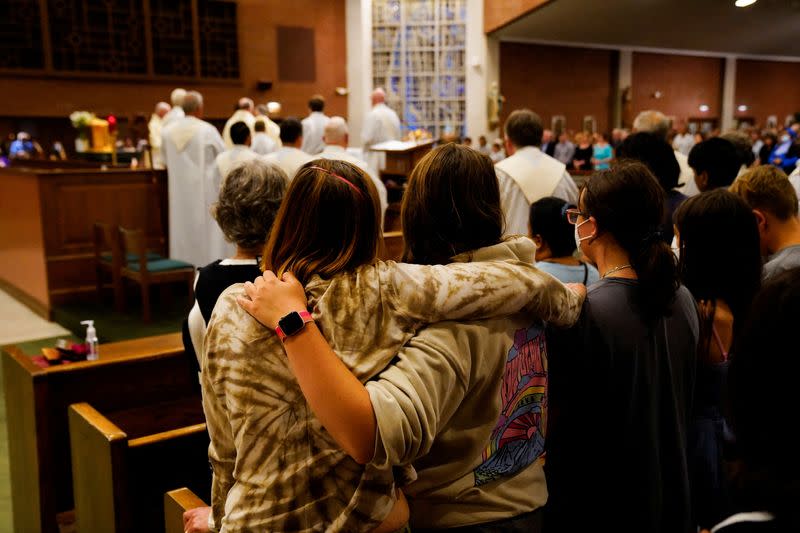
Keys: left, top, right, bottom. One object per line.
{"left": 370, "top": 139, "right": 435, "bottom": 182}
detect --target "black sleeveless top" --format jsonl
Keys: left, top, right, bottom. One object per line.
{"left": 181, "top": 259, "right": 263, "bottom": 372}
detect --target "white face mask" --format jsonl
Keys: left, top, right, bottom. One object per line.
{"left": 574, "top": 219, "right": 593, "bottom": 250}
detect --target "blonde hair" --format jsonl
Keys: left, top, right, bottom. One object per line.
{"left": 730, "top": 165, "right": 798, "bottom": 221}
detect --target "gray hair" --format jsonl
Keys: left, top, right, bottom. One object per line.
{"left": 182, "top": 91, "right": 203, "bottom": 114}
{"left": 212, "top": 159, "right": 288, "bottom": 250}
{"left": 238, "top": 97, "right": 254, "bottom": 111}
{"left": 323, "top": 116, "right": 349, "bottom": 145}
{"left": 633, "top": 110, "right": 671, "bottom": 140}
{"left": 170, "top": 88, "right": 186, "bottom": 107}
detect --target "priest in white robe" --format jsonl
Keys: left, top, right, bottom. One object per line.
{"left": 207, "top": 121, "right": 260, "bottom": 261}
{"left": 496, "top": 109, "right": 579, "bottom": 236}
{"left": 250, "top": 119, "right": 277, "bottom": 155}
{"left": 161, "top": 91, "right": 226, "bottom": 267}
{"left": 255, "top": 104, "right": 282, "bottom": 148}
{"left": 222, "top": 98, "right": 256, "bottom": 149}
{"left": 361, "top": 88, "right": 401, "bottom": 171}
{"left": 300, "top": 94, "right": 330, "bottom": 155}
{"left": 148, "top": 101, "right": 170, "bottom": 169}
{"left": 161, "top": 88, "right": 186, "bottom": 128}
{"left": 263, "top": 117, "right": 312, "bottom": 180}
{"left": 318, "top": 116, "right": 388, "bottom": 226}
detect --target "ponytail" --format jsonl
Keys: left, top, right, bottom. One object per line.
{"left": 630, "top": 229, "right": 680, "bottom": 320}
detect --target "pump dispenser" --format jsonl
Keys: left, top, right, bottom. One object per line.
{"left": 80, "top": 320, "right": 99, "bottom": 361}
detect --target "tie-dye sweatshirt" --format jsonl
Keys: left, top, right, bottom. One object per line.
{"left": 201, "top": 237, "right": 581, "bottom": 532}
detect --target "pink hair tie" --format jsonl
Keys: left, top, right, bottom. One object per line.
{"left": 309, "top": 165, "right": 363, "bottom": 197}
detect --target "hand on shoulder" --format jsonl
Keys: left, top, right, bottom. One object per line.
{"left": 237, "top": 271, "right": 308, "bottom": 330}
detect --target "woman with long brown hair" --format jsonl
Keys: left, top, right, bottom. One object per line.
{"left": 237, "top": 143, "right": 586, "bottom": 531}
{"left": 199, "top": 152, "right": 583, "bottom": 532}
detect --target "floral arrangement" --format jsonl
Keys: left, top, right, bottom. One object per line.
{"left": 70, "top": 111, "right": 94, "bottom": 131}
{"left": 406, "top": 128, "right": 432, "bottom": 142}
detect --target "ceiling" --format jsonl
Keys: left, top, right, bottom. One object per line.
{"left": 492, "top": 0, "right": 800, "bottom": 58}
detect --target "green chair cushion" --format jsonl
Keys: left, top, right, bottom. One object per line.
{"left": 126, "top": 258, "right": 194, "bottom": 272}
{"left": 102, "top": 252, "right": 163, "bottom": 262}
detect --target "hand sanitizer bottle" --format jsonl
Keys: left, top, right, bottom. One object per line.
{"left": 80, "top": 320, "right": 99, "bottom": 361}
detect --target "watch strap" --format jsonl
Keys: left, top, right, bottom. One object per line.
{"left": 275, "top": 310, "right": 313, "bottom": 341}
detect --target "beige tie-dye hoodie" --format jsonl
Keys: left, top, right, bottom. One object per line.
{"left": 201, "top": 236, "right": 582, "bottom": 532}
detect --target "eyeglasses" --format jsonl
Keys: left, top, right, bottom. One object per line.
{"left": 565, "top": 208, "right": 589, "bottom": 224}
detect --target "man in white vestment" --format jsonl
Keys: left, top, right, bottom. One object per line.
{"left": 250, "top": 119, "right": 277, "bottom": 155}
{"left": 672, "top": 122, "right": 695, "bottom": 156}
{"left": 496, "top": 109, "right": 579, "bottom": 236}
{"left": 361, "top": 88, "right": 401, "bottom": 172}
{"left": 222, "top": 98, "right": 256, "bottom": 149}
{"left": 263, "top": 117, "right": 313, "bottom": 180}
{"left": 161, "top": 91, "right": 226, "bottom": 267}
{"left": 633, "top": 110, "right": 698, "bottom": 196}
{"left": 207, "top": 121, "right": 259, "bottom": 260}
{"left": 161, "top": 88, "right": 186, "bottom": 128}
{"left": 256, "top": 104, "right": 283, "bottom": 148}
{"left": 148, "top": 101, "right": 170, "bottom": 169}
{"left": 318, "top": 116, "right": 388, "bottom": 226}
{"left": 301, "top": 94, "right": 330, "bottom": 155}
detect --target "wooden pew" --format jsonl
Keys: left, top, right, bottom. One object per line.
{"left": 1, "top": 333, "right": 198, "bottom": 533}
{"left": 69, "top": 399, "right": 210, "bottom": 533}
{"left": 164, "top": 488, "right": 208, "bottom": 533}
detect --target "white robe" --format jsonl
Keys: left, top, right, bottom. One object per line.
{"left": 148, "top": 113, "right": 166, "bottom": 169}
{"left": 250, "top": 132, "right": 277, "bottom": 156}
{"left": 676, "top": 150, "right": 700, "bottom": 197}
{"left": 263, "top": 146, "right": 313, "bottom": 181}
{"left": 161, "top": 106, "right": 184, "bottom": 128}
{"left": 361, "top": 103, "right": 401, "bottom": 171}
{"left": 301, "top": 112, "right": 330, "bottom": 155}
{"left": 161, "top": 116, "right": 226, "bottom": 267}
{"left": 206, "top": 146, "right": 260, "bottom": 260}
{"left": 222, "top": 109, "right": 256, "bottom": 149}
{"left": 256, "top": 115, "right": 282, "bottom": 148}
{"left": 495, "top": 146, "right": 579, "bottom": 236}
{"left": 318, "top": 144, "right": 388, "bottom": 226}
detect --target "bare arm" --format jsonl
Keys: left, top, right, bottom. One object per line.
{"left": 237, "top": 272, "right": 377, "bottom": 464}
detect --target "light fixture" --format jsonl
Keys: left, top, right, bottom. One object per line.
{"left": 734, "top": 0, "right": 757, "bottom": 7}
{"left": 738, "top": 104, "right": 748, "bottom": 112}
{"left": 699, "top": 104, "right": 710, "bottom": 113}
{"left": 266, "top": 101, "right": 281, "bottom": 115}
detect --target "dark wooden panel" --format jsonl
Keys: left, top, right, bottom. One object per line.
{"left": 198, "top": 0, "right": 239, "bottom": 78}
{"left": 277, "top": 25, "right": 316, "bottom": 82}
{"left": 48, "top": 0, "right": 147, "bottom": 74}
{"left": 0, "top": 0, "right": 44, "bottom": 69}
{"left": 149, "top": 0, "right": 196, "bottom": 77}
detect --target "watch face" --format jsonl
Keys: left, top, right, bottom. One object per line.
{"left": 279, "top": 311, "right": 305, "bottom": 336}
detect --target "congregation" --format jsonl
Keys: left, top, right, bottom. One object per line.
{"left": 130, "top": 80, "right": 800, "bottom": 533}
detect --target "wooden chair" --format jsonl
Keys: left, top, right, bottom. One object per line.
{"left": 382, "top": 231, "right": 404, "bottom": 261}
{"left": 164, "top": 488, "right": 208, "bottom": 533}
{"left": 69, "top": 398, "right": 211, "bottom": 533}
{"left": 93, "top": 222, "right": 124, "bottom": 311}
{"left": 119, "top": 226, "right": 194, "bottom": 322}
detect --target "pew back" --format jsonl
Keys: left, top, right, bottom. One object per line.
{"left": 2, "top": 333, "right": 197, "bottom": 533}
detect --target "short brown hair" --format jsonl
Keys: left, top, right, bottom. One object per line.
{"left": 308, "top": 94, "right": 325, "bottom": 112}
{"left": 504, "top": 109, "right": 543, "bottom": 148}
{"left": 730, "top": 165, "right": 798, "bottom": 221}
{"left": 263, "top": 159, "right": 381, "bottom": 284}
{"left": 212, "top": 160, "right": 288, "bottom": 250}
{"left": 401, "top": 143, "right": 504, "bottom": 264}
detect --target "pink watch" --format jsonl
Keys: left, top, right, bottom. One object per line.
{"left": 275, "top": 310, "right": 313, "bottom": 341}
